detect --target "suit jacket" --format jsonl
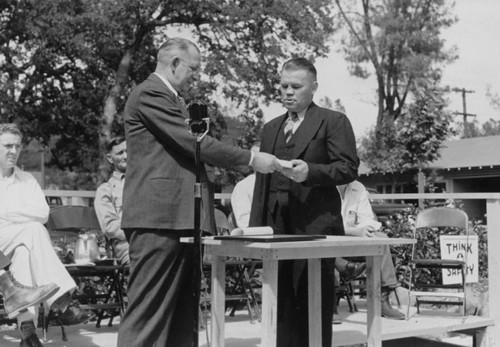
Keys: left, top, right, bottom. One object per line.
{"left": 249, "top": 103, "right": 359, "bottom": 236}
{"left": 122, "top": 73, "right": 251, "bottom": 231}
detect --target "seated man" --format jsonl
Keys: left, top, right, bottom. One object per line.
{"left": 338, "top": 180, "right": 405, "bottom": 320}
{"left": 0, "top": 123, "right": 94, "bottom": 347}
{"left": 230, "top": 172, "right": 256, "bottom": 230}
{"left": 0, "top": 250, "right": 59, "bottom": 319}
{"left": 94, "top": 136, "right": 129, "bottom": 266}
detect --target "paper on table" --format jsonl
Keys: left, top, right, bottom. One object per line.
{"left": 230, "top": 226, "right": 274, "bottom": 236}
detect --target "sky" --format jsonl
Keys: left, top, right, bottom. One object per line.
{"left": 264, "top": 0, "right": 500, "bottom": 139}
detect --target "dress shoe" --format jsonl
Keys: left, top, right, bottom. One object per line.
{"left": 56, "top": 303, "right": 96, "bottom": 325}
{"left": 19, "top": 333, "right": 44, "bottom": 347}
{"left": 0, "top": 271, "right": 59, "bottom": 319}
{"left": 381, "top": 287, "right": 405, "bottom": 320}
{"left": 340, "top": 262, "right": 366, "bottom": 282}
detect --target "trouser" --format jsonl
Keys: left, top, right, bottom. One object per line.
{"left": 110, "top": 239, "right": 130, "bottom": 266}
{"left": 268, "top": 201, "right": 335, "bottom": 347}
{"left": 346, "top": 231, "right": 398, "bottom": 287}
{"left": 0, "top": 222, "right": 76, "bottom": 326}
{"left": 118, "top": 229, "right": 196, "bottom": 347}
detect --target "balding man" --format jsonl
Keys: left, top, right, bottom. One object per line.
{"left": 118, "top": 37, "right": 280, "bottom": 346}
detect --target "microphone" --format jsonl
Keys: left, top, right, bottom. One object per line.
{"left": 187, "top": 100, "right": 209, "bottom": 136}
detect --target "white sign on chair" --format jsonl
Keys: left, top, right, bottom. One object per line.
{"left": 440, "top": 235, "right": 479, "bottom": 284}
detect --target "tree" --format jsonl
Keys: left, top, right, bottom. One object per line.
{"left": 334, "top": 0, "right": 458, "bottom": 175}
{"left": 334, "top": 0, "right": 458, "bottom": 128}
{"left": 358, "top": 82, "right": 455, "bottom": 174}
{"left": 464, "top": 85, "right": 500, "bottom": 137}
{"left": 0, "top": 0, "right": 336, "bottom": 187}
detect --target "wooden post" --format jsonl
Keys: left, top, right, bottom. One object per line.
{"left": 486, "top": 198, "right": 500, "bottom": 346}
{"left": 417, "top": 170, "right": 425, "bottom": 209}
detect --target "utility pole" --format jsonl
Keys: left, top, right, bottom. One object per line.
{"left": 452, "top": 87, "right": 476, "bottom": 137}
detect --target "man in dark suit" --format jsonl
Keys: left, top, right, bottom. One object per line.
{"left": 117, "top": 37, "right": 280, "bottom": 347}
{"left": 249, "top": 57, "right": 359, "bottom": 347}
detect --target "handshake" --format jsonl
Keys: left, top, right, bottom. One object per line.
{"left": 250, "top": 151, "right": 308, "bottom": 183}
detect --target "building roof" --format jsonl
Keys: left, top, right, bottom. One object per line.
{"left": 429, "top": 135, "right": 500, "bottom": 169}
{"left": 358, "top": 135, "right": 500, "bottom": 175}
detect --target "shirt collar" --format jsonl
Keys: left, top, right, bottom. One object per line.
{"left": 289, "top": 102, "right": 311, "bottom": 122}
{"left": 1, "top": 166, "right": 21, "bottom": 183}
{"left": 153, "top": 72, "right": 178, "bottom": 97}
{"left": 111, "top": 170, "right": 125, "bottom": 181}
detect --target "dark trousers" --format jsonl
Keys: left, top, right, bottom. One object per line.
{"left": 268, "top": 202, "right": 335, "bottom": 347}
{"left": 117, "top": 229, "right": 196, "bottom": 347}
{"left": 277, "top": 259, "right": 335, "bottom": 347}
{"left": 0, "top": 251, "right": 10, "bottom": 270}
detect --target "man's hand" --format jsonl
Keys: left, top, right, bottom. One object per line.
{"left": 251, "top": 152, "right": 279, "bottom": 174}
{"left": 346, "top": 225, "right": 376, "bottom": 238}
{"left": 279, "top": 159, "right": 309, "bottom": 183}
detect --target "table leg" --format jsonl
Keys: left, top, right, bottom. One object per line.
{"left": 262, "top": 259, "right": 278, "bottom": 347}
{"left": 308, "top": 258, "right": 322, "bottom": 347}
{"left": 366, "top": 255, "right": 382, "bottom": 347}
{"left": 211, "top": 255, "right": 226, "bottom": 347}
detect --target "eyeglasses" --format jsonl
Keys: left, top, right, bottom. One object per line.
{"left": 179, "top": 58, "right": 200, "bottom": 73}
{"left": 0, "top": 143, "right": 23, "bottom": 151}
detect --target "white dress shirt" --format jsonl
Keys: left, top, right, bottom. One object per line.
{"left": 0, "top": 166, "right": 49, "bottom": 227}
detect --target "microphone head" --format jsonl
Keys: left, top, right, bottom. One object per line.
{"left": 188, "top": 100, "right": 208, "bottom": 122}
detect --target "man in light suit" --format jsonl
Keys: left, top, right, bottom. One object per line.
{"left": 118, "top": 37, "right": 280, "bottom": 347}
{"left": 249, "top": 57, "right": 359, "bottom": 347}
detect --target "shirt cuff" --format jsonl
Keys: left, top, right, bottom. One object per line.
{"left": 248, "top": 150, "right": 255, "bottom": 166}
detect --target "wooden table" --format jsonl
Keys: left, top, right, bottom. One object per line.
{"left": 184, "top": 235, "right": 414, "bottom": 347}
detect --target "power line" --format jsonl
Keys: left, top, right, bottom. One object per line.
{"left": 452, "top": 87, "right": 476, "bottom": 137}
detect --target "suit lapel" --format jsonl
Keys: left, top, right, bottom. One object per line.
{"left": 293, "top": 103, "right": 323, "bottom": 158}
{"left": 263, "top": 113, "right": 287, "bottom": 154}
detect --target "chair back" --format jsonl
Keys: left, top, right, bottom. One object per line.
{"left": 412, "top": 207, "right": 469, "bottom": 260}
{"left": 415, "top": 207, "right": 468, "bottom": 230}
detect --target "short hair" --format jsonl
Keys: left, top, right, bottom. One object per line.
{"left": 105, "top": 135, "right": 125, "bottom": 153}
{"left": 157, "top": 37, "right": 200, "bottom": 58}
{"left": 281, "top": 58, "right": 317, "bottom": 80}
{"left": 0, "top": 123, "right": 22, "bottom": 139}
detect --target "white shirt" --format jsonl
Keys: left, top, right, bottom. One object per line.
{"left": 288, "top": 109, "right": 306, "bottom": 134}
{"left": 0, "top": 166, "right": 50, "bottom": 227}
{"left": 339, "top": 180, "right": 381, "bottom": 231}
{"left": 230, "top": 174, "right": 256, "bottom": 228}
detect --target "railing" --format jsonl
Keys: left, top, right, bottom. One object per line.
{"left": 43, "top": 190, "right": 500, "bottom": 345}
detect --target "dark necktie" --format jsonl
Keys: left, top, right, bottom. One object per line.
{"left": 284, "top": 112, "right": 299, "bottom": 143}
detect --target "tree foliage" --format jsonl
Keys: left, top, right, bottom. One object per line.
{"left": 335, "top": 0, "right": 457, "bottom": 127}
{"left": 466, "top": 86, "right": 500, "bottom": 137}
{"left": 334, "top": 0, "right": 458, "bottom": 173}
{"left": 358, "top": 83, "right": 455, "bottom": 173}
{"left": 0, "top": 0, "right": 335, "bottom": 186}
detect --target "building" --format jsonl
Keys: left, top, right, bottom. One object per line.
{"left": 358, "top": 135, "right": 500, "bottom": 220}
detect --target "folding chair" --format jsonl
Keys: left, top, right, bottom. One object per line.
{"left": 407, "top": 207, "right": 469, "bottom": 317}
{"left": 45, "top": 205, "right": 127, "bottom": 340}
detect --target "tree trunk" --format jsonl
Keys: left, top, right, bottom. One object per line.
{"left": 97, "top": 50, "right": 134, "bottom": 183}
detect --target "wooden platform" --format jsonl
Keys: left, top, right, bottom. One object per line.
{"left": 0, "top": 301, "right": 493, "bottom": 346}
{"left": 330, "top": 301, "right": 494, "bottom": 347}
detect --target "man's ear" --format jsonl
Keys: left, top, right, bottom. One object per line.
{"left": 171, "top": 57, "right": 181, "bottom": 73}
{"left": 312, "top": 81, "right": 318, "bottom": 94}
{"left": 105, "top": 153, "right": 113, "bottom": 165}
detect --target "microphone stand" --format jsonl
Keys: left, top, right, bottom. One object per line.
{"left": 186, "top": 101, "right": 210, "bottom": 347}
